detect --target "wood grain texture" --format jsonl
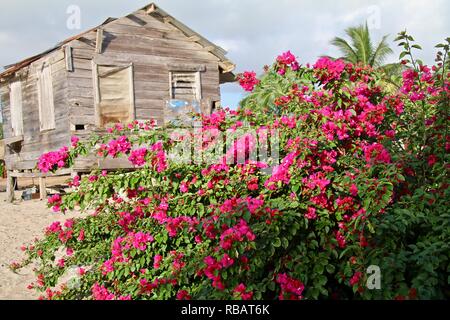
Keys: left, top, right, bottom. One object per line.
{"left": 3, "top": 49, "right": 70, "bottom": 171}
{"left": 3, "top": 8, "right": 227, "bottom": 171}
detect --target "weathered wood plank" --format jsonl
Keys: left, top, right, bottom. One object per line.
{"left": 39, "top": 177, "right": 47, "bottom": 200}
{"left": 6, "top": 172, "right": 15, "bottom": 202}
{"left": 9, "top": 168, "right": 72, "bottom": 178}
{"left": 65, "top": 46, "right": 74, "bottom": 72}
{"left": 102, "top": 41, "right": 217, "bottom": 61}
{"left": 102, "top": 22, "right": 190, "bottom": 41}
{"left": 120, "top": 12, "right": 174, "bottom": 31}
{"left": 95, "top": 29, "right": 104, "bottom": 54}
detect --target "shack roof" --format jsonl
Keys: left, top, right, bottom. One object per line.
{"left": 0, "top": 3, "right": 235, "bottom": 81}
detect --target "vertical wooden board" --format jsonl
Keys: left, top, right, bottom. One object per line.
{"left": 0, "top": 84, "right": 12, "bottom": 140}
{"left": 96, "top": 28, "right": 104, "bottom": 54}
{"left": 6, "top": 172, "right": 15, "bottom": 203}
{"left": 39, "top": 177, "right": 47, "bottom": 200}
{"left": 129, "top": 63, "right": 136, "bottom": 120}
{"left": 65, "top": 46, "right": 74, "bottom": 72}
{"left": 37, "top": 63, "right": 56, "bottom": 131}
{"left": 168, "top": 71, "right": 173, "bottom": 99}
{"left": 9, "top": 80, "right": 24, "bottom": 136}
{"left": 195, "top": 71, "right": 202, "bottom": 100}
{"left": 91, "top": 61, "right": 100, "bottom": 126}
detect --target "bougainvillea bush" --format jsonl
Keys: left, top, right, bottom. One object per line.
{"left": 16, "top": 33, "right": 449, "bottom": 300}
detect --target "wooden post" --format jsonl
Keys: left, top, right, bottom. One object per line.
{"left": 95, "top": 28, "right": 104, "bottom": 54}
{"left": 6, "top": 171, "right": 14, "bottom": 203}
{"left": 39, "top": 177, "right": 47, "bottom": 200}
{"left": 65, "top": 46, "right": 74, "bottom": 72}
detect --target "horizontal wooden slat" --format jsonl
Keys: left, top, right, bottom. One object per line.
{"left": 9, "top": 168, "right": 72, "bottom": 178}
{"left": 3, "top": 135, "right": 24, "bottom": 145}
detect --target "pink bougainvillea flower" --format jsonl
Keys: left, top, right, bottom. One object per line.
{"left": 92, "top": 283, "right": 116, "bottom": 300}
{"left": 276, "top": 51, "right": 300, "bottom": 74}
{"left": 38, "top": 147, "right": 69, "bottom": 173}
{"left": 363, "top": 142, "right": 391, "bottom": 166}
{"left": 349, "top": 184, "right": 358, "bottom": 197}
{"left": 153, "top": 254, "right": 163, "bottom": 269}
{"left": 56, "top": 258, "right": 65, "bottom": 268}
{"left": 313, "top": 57, "right": 346, "bottom": 84}
{"left": 350, "top": 271, "right": 362, "bottom": 286}
{"left": 305, "top": 207, "right": 317, "bottom": 220}
{"left": 237, "top": 71, "right": 260, "bottom": 92}
{"left": 264, "top": 151, "right": 298, "bottom": 190}
{"left": 276, "top": 273, "right": 305, "bottom": 300}
{"left": 427, "top": 154, "right": 438, "bottom": 166}
{"left": 71, "top": 136, "right": 79, "bottom": 147}
{"left": 128, "top": 148, "right": 148, "bottom": 166}
{"left": 224, "top": 133, "right": 257, "bottom": 164}
{"left": 176, "top": 290, "right": 191, "bottom": 300}
{"left": 77, "top": 229, "right": 85, "bottom": 241}
{"left": 233, "top": 283, "right": 254, "bottom": 300}
{"left": 220, "top": 253, "right": 235, "bottom": 268}
{"left": 130, "top": 232, "right": 154, "bottom": 251}
{"left": 180, "top": 181, "right": 189, "bottom": 193}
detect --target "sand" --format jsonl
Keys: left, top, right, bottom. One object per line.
{"left": 0, "top": 187, "right": 81, "bottom": 300}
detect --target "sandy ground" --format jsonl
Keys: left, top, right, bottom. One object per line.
{"left": 0, "top": 177, "right": 81, "bottom": 300}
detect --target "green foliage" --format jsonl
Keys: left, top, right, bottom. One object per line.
{"left": 329, "top": 23, "right": 393, "bottom": 68}
{"left": 16, "top": 33, "right": 450, "bottom": 300}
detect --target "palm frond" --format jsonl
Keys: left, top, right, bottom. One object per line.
{"left": 350, "top": 23, "right": 373, "bottom": 65}
{"left": 330, "top": 37, "right": 358, "bottom": 64}
{"left": 370, "top": 35, "right": 394, "bottom": 67}
{"left": 329, "top": 22, "right": 393, "bottom": 68}
{"left": 379, "top": 62, "right": 404, "bottom": 78}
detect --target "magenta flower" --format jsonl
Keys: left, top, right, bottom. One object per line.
{"left": 237, "top": 71, "right": 260, "bottom": 92}
{"left": 313, "top": 57, "right": 346, "bottom": 84}
{"left": 71, "top": 136, "right": 79, "bottom": 147}
{"left": 153, "top": 254, "right": 163, "bottom": 269}
{"left": 276, "top": 273, "right": 305, "bottom": 300}
{"left": 276, "top": 51, "right": 300, "bottom": 73}
{"left": 363, "top": 142, "right": 391, "bottom": 166}
{"left": 305, "top": 207, "right": 317, "bottom": 220}
{"left": 37, "top": 146, "right": 69, "bottom": 173}
{"left": 128, "top": 148, "right": 148, "bottom": 166}
{"left": 180, "top": 181, "right": 189, "bottom": 193}
{"left": 176, "top": 290, "right": 191, "bottom": 300}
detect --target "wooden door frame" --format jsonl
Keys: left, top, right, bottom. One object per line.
{"left": 92, "top": 61, "right": 135, "bottom": 127}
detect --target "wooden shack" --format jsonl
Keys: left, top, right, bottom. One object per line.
{"left": 0, "top": 3, "right": 235, "bottom": 202}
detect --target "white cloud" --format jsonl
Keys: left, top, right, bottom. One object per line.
{"left": 213, "top": 38, "right": 250, "bottom": 54}
{"left": 0, "top": 0, "right": 448, "bottom": 107}
{"left": 0, "top": 32, "right": 11, "bottom": 43}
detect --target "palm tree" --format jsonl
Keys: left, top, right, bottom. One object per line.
{"left": 328, "top": 22, "right": 402, "bottom": 91}
{"left": 329, "top": 22, "right": 393, "bottom": 68}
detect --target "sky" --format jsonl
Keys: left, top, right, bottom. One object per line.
{"left": 0, "top": 0, "right": 449, "bottom": 109}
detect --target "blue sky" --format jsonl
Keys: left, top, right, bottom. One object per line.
{"left": 0, "top": 0, "right": 448, "bottom": 109}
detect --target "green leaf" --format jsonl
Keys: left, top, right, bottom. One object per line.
{"left": 273, "top": 237, "right": 281, "bottom": 248}
{"left": 326, "top": 264, "right": 335, "bottom": 274}
{"left": 243, "top": 211, "right": 251, "bottom": 222}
